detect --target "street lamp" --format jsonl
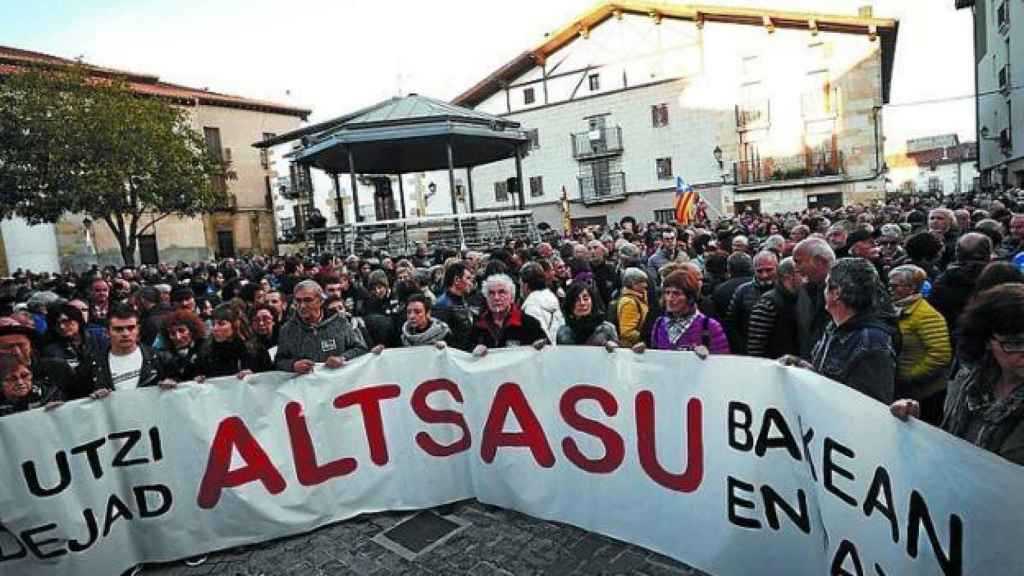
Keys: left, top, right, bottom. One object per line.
{"left": 713, "top": 146, "right": 724, "bottom": 170}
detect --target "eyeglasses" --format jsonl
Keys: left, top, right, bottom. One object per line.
{"left": 294, "top": 296, "right": 319, "bottom": 305}
{"left": 992, "top": 335, "right": 1024, "bottom": 353}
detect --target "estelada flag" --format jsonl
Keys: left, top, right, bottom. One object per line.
{"left": 674, "top": 176, "right": 697, "bottom": 225}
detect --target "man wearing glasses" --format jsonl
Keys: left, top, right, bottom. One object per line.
{"left": 275, "top": 280, "right": 368, "bottom": 374}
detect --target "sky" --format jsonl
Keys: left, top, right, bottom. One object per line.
{"left": 2, "top": 0, "right": 977, "bottom": 153}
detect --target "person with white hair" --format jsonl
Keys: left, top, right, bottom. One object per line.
{"left": 468, "top": 274, "right": 548, "bottom": 356}
{"left": 792, "top": 237, "right": 837, "bottom": 359}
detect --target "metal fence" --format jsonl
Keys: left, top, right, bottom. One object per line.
{"left": 578, "top": 171, "right": 627, "bottom": 205}
{"left": 301, "top": 210, "right": 540, "bottom": 256}
{"left": 571, "top": 127, "right": 624, "bottom": 159}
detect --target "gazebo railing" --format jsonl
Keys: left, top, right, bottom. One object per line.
{"left": 302, "top": 210, "right": 539, "bottom": 256}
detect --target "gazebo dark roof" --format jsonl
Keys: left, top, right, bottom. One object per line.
{"left": 256, "top": 93, "right": 528, "bottom": 174}
{"left": 254, "top": 93, "right": 531, "bottom": 221}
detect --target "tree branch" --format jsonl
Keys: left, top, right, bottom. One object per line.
{"left": 136, "top": 212, "right": 172, "bottom": 236}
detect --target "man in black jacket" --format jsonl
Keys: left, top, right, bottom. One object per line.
{"left": 79, "top": 303, "right": 169, "bottom": 399}
{"left": 746, "top": 258, "right": 802, "bottom": 359}
{"left": 928, "top": 232, "right": 992, "bottom": 337}
{"left": 710, "top": 252, "right": 753, "bottom": 320}
{"left": 725, "top": 250, "right": 778, "bottom": 354}
{"left": 433, "top": 262, "right": 477, "bottom": 351}
{"left": 792, "top": 237, "right": 837, "bottom": 360}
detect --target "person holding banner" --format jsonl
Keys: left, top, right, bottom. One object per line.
{"left": 634, "top": 266, "right": 729, "bottom": 357}
{"left": 0, "top": 353, "right": 63, "bottom": 416}
{"left": 557, "top": 282, "right": 618, "bottom": 349}
{"left": 469, "top": 274, "right": 548, "bottom": 356}
{"left": 892, "top": 283, "right": 1024, "bottom": 465}
{"left": 195, "top": 303, "right": 272, "bottom": 380}
{"left": 79, "top": 303, "right": 172, "bottom": 400}
{"left": 275, "top": 280, "right": 368, "bottom": 374}
{"left": 782, "top": 258, "right": 897, "bottom": 404}
{"left": 371, "top": 293, "right": 450, "bottom": 354}
{"left": 156, "top": 309, "right": 206, "bottom": 386}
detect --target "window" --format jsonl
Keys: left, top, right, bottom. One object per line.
{"left": 654, "top": 208, "right": 676, "bottom": 224}
{"left": 741, "top": 55, "right": 761, "bottom": 78}
{"left": 203, "top": 127, "right": 223, "bottom": 163}
{"left": 928, "top": 177, "right": 943, "bottom": 194}
{"left": 588, "top": 73, "right": 600, "bottom": 91}
{"left": 529, "top": 176, "right": 544, "bottom": 198}
{"left": 656, "top": 157, "right": 673, "bottom": 180}
{"left": 527, "top": 128, "right": 540, "bottom": 150}
{"left": 996, "top": 1, "right": 1009, "bottom": 32}
{"left": 651, "top": 104, "right": 669, "bottom": 128}
{"left": 807, "top": 42, "right": 829, "bottom": 72}
{"left": 523, "top": 87, "right": 535, "bottom": 105}
{"left": 494, "top": 180, "right": 509, "bottom": 202}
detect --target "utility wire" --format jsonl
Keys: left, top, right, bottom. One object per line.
{"left": 884, "top": 84, "right": 1023, "bottom": 108}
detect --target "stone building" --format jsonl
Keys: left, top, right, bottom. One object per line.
{"left": 451, "top": 2, "right": 899, "bottom": 229}
{"left": 0, "top": 45, "right": 310, "bottom": 274}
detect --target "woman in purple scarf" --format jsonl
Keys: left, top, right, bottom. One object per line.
{"left": 634, "top": 266, "right": 730, "bottom": 357}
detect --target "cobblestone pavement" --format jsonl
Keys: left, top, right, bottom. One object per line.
{"left": 143, "top": 500, "right": 710, "bottom": 576}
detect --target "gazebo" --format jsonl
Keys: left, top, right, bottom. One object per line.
{"left": 256, "top": 93, "right": 530, "bottom": 224}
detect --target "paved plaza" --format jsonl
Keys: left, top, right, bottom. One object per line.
{"left": 144, "top": 500, "right": 708, "bottom": 576}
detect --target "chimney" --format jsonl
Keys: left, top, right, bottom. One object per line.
{"left": 858, "top": 6, "right": 873, "bottom": 18}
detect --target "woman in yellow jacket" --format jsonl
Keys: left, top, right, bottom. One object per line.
{"left": 617, "top": 268, "right": 650, "bottom": 347}
{"left": 888, "top": 264, "right": 952, "bottom": 425}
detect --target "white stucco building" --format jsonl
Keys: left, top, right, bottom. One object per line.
{"left": 886, "top": 134, "right": 979, "bottom": 197}
{"left": 451, "top": 2, "right": 898, "bottom": 230}
{"left": 958, "top": 0, "right": 1023, "bottom": 191}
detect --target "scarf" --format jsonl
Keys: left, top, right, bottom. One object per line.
{"left": 665, "top": 310, "right": 697, "bottom": 346}
{"left": 946, "top": 359, "right": 1024, "bottom": 452}
{"left": 401, "top": 318, "right": 451, "bottom": 347}
{"left": 893, "top": 293, "right": 921, "bottom": 315}
{"left": 566, "top": 313, "right": 604, "bottom": 344}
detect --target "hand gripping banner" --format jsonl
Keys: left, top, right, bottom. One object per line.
{"left": 0, "top": 347, "right": 1020, "bottom": 576}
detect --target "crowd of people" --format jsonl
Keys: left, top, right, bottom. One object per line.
{"left": 2, "top": 193, "right": 1023, "bottom": 470}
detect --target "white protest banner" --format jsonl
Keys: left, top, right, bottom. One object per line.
{"left": 0, "top": 347, "right": 1020, "bottom": 576}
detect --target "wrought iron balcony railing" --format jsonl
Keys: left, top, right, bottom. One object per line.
{"left": 571, "top": 127, "right": 624, "bottom": 160}
{"left": 733, "top": 151, "right": 844, "bottom": 186}
{"left": 735, "top": 100, "right": 770, "bottom": 131}
{"left": 578, "top": 171, "right": 626, "bottom": 205}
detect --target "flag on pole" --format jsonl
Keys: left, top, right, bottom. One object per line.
{"left": 561, "top": 185, "right": 571, "bottom": 235}
{"left": 674, "top": 176, "right": 697, "bottom": 225}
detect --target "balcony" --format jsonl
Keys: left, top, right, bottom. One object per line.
{"left": 801, "top": 86, "right": 840, "bottom": 119}
{"left": 571, "top": 127, "right": 624, "bottom": 160}
{"left": 578, "top": 172, "right": 626, "bottom": 205}
{"left": 734, "top": 151, "right": 845, "bottom": 187}
{"left": 735, "top": 100, "right": 770, "bottom": 131}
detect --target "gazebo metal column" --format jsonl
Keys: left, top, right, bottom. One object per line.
{"left": 446, "top": 138, "right": 458, "bottom": 215}
{"left": 396, "top": 175, "right": 407, "bottom": 218}
{"left": 347, "top": 147, "right": 361, "bottom": 222}
{"left": 466, "top": 167, "right": 475, "bottom": 213}
{"left": 514, "top": 144, "right": 525, "bottom": 210}
{"left": 331, "top": 173, "right": 344, "bottom": 224}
